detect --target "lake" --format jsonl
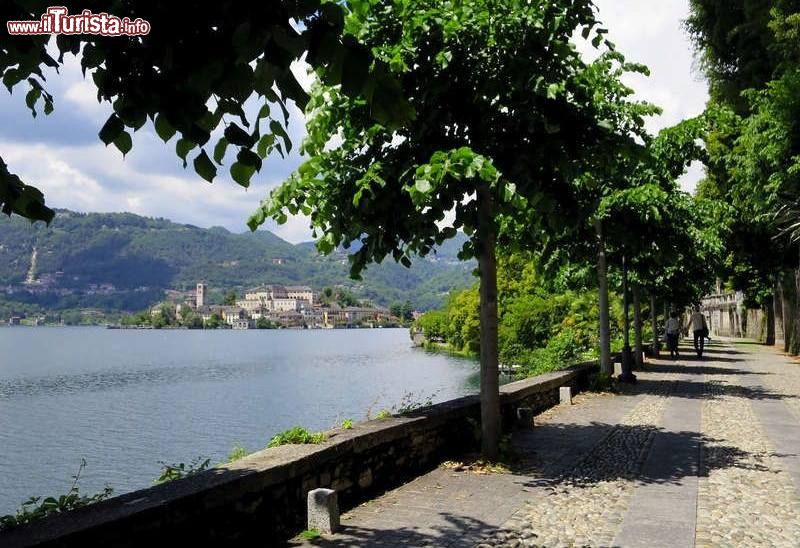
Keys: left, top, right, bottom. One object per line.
{"left": 0, "top": 327, "right": 480, "bottom": 514}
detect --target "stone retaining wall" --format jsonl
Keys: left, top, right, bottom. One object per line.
{"left": 1, "top": 363, "right": 596, "bottom": 548}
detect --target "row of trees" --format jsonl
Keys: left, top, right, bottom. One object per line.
{"left": 120, "top": 306, "right": 281, "bottom": 329}
{"left": 251, "top": 0, "right": 721, "bottom": 458}
{"left": 4, "top": 0, "right": 727, "bottom": 459}
{"left": 687, "top": 0, "right": 800, "bottom": 352}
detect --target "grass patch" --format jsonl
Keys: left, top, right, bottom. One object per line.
{"left": 267, "top": 427, "right": 326, "bottom": 448}
{"left": 300, "top": 528, "right": 321, "bottom": 540}
{"left": 226, "top": 444, "right": 248, "bottom": 463}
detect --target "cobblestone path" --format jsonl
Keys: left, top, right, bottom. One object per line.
{"left": 293, "top": 341, "right": 800, "bottom": 547}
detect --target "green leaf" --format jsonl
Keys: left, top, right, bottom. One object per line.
{"left": 317, "top": 233, "right": 336, "bottom": 254}
{"left": 154, "top": 115, "right": 176, "bottom": 142}
{"left": 269, "top": 120, "right": 292, "bottom": 153}
{"left": 25, "top": 87, "right": 41, "bottom": 116}
{"left": 113, "top": 131, "right": 133, "bottom": 156}
{"left": 176, "top": 138, "right": 195, "bottom": 167}
{"left": 257, "top": 134, "right": 275, "bottom": 158}
{"left": 415, "top": 179, "right": 432, "bottom": 194}
{"left": 213, "top": 138, "right": 229, "bottom": 164}
{"left": 230, "top": 161, "right": 256, "bottom": 187}
{"left": 98, "top": 115, "right": 124, "bottom": 145}
{"left": 193, "top": 150, "right": 217, "bottom": 182}
{"left": 224, "top": 123, "right": 255, "bottom": 147}
{"left": 237, "top": 148, "right": 263, "bottom": 172}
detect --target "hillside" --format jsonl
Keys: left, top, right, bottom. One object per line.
{"left": 0, "top": 210, "right": 474, "bottom": 314}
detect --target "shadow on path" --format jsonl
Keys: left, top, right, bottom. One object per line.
{"left": 631, "top": 378, "right": 789, "bottom": 401}
{"left": 643, "top": 363, "right": 760, "bottom": 376}
{"left": 514, "top": 421, "right": 785, "bottom": 490}
{"left": 297, "top": 513, "right": 496, "bottom": 548}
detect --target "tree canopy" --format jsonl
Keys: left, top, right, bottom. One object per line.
{"left": 1, "top": 0, "right": 408, "bottom": 222}
{"left": 688, "top": 0, "right": 800, "bottom": 347}
{"left": 251, "top": 0, "right": 664, "bottom": 457}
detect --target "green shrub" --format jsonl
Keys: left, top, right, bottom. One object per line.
{"left": 414, "top": 309, "right": 448, "bottom": 341}
{"left": 0, "top": 460, "right": 113, "bottom": 532}
{"left": 392, "top": 391, "right": 437, "bottom": 415}
{"left": 267, "top": 427, "right": 326, "bottom": 448}
{"left": 227, "top": 444, "right": 249, "bottom": 463}
{"left": 375, "top": 409, "right": 392, "bottom": 420}
{"left": 341, "top": 418, "right": 354, "bottom": 429}
{"left": 154, "top": 457, "right": 211, "bottom": 484}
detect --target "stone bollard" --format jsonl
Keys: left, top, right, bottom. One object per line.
{"left": 516, "top": 407, "right": 534, "bottom": 427}
{"left": 308, "top": 488, "right": 339, "bottom": 534}
{"left": 560, "top": 386, "right": 573, "bottom": 405}
{"left": 613, "top": 362, "right": 623, "bottom": 377}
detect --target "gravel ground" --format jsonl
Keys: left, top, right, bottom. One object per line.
{"left": 480, "top": 344, "right": 800, "bottom": 548}
{"left": 478, "top": 377, "right": 679, "bottom": 548}
{"left": 695, "top": 368, "right": 800, "bottom": 547}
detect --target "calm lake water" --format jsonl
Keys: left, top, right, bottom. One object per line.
{"left": 0, "top": 327, "right": 479, "bottom": 514}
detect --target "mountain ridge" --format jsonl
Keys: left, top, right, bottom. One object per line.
{"left": 0, "top": 209, "right": 474, "bottom": 313}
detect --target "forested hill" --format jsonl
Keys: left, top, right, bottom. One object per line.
{"left": 0, "top": 210, "right": 474, "bottom": 313}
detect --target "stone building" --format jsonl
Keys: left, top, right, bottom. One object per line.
{"left": 196, "top": 283, "right": 208, "bottom": 308}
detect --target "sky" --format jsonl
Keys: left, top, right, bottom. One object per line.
{"left": 0, "top": 0, "right": 709, "bottom": 243}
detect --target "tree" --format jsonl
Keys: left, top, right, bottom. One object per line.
{"left": 686, "top": 0, "right": 778, "bottom": 111}
{"left": 543, "top": 114, "right": 715, "bottom": 375}
{"left": 390, "top": 300, "right": 414, "bottom": 321}
{"left": 400, "top": 300, "right": 414, "bottom": 321}
{"left": 182, "top": 311, "right": 204, "bottom": 329}
{"left": 205, "top": 313, "right": 222, "bottom": 329}
{"left": 256, "top": 317, "right": 277, "bottom": 329}
{"left": 688, "top": 2, "right": 800, "bottom": 350}
{"left": 1, "top": 0, "right": 410, "bottom": 222}
{"left": 224, "top": 290, "right": 238, "bottom": 306}
{"left": 251, "top": 0, "right": 651, "bottom": 458}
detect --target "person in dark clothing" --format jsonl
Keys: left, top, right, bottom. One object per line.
{"left": 686, "top": 305, "right": 708, "bottom": 358}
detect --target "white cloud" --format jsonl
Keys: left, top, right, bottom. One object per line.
{"left": 592, "top": 0, "right": 709, "bottom": 134}
{"left": 64, "top": 79, "right": 110, "bottom": 123}
{"left": 0, "top": 139, "right": 295, "bottom": 237}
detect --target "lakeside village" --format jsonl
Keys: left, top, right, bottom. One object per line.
{"left": 122, "top": 283, "right": 409, "bottom": 330}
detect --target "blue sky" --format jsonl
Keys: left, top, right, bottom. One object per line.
{"left": 0, "top": 0, "right": 708, "bottom": 243}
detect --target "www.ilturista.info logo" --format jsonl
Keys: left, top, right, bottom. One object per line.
{"left": 7, "top": 6, "right": 151, "bottom": 36}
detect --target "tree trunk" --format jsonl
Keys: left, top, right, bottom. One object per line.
{"left": 765, "top": 294, "right": 776, "bottom": 346}
{"left": 774, "top": 281, "right": 785, "bottom": 347}
{"left": 476, "top": 187, "right": 500, "bottom": 460}
{"left": 633, "top": 286, "right": 643, "bottom": 369}
{"left": 650, "top": 294, "right": 660, "bottom": 358}
{"left": 782, "top": 273, "right": 794, "bottom": 354}
{"left": 794, "top": 264, "right": 800, "bottom": 355}
{"left": 595, "top": 219, "right": 612, "bottom": 376}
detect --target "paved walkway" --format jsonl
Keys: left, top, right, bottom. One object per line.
{"left": 293, "top": 341, "right": 800, "bottom": 547}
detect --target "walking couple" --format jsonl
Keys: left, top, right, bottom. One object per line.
{"left": 664, "top": 306, "right": 709, "bottom": 359}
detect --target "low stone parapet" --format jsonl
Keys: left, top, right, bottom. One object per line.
{"left": 1, "top": 362, "right": 596, "bottom": 547}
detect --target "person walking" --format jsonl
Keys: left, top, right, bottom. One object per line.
{"left": 686, "top": 305, "right": 708, "bottom": 358}
{"left": 665, "top": 311, "right": 681, "bottom": 359}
